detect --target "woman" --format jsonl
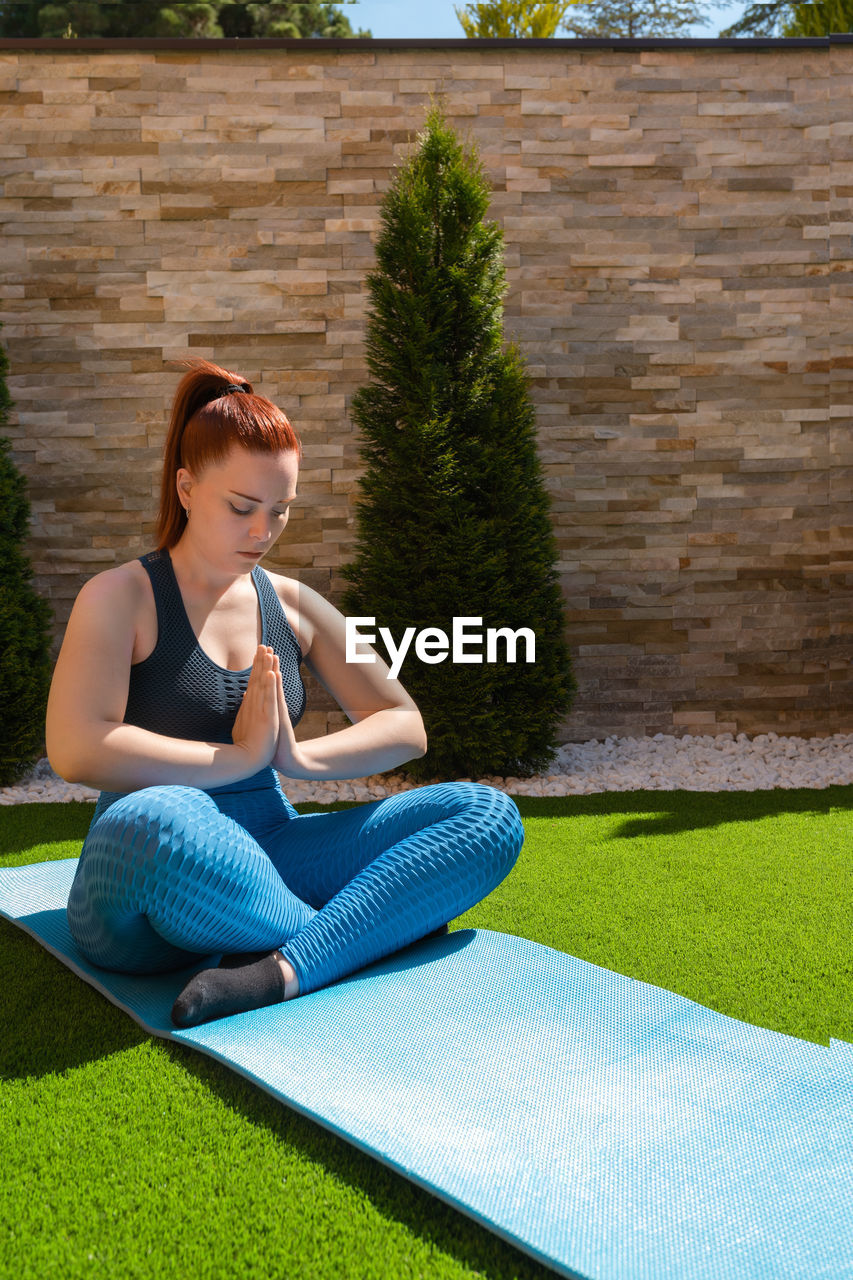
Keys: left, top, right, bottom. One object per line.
{"left": 46, "top": 360, "right": 524, "bottom": 1028}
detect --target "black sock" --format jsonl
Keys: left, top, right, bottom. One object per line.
{"left": 218, "top": 949, "right": 275, "bottom": 969}
{"left": 171, "top": 951, "right": 286, "bottom": 1028}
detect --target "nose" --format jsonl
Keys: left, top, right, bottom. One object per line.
{"left": 249, "top": 514, "right": 270, "bottom": 544}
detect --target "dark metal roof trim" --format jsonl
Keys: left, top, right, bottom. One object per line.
{"left": 0, "top": 35, "right": 850, "bottom": 52}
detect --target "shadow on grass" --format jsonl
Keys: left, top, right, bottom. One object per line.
{"left": 511, "top": 785, "right": 852, "bottom": 838}
{"left": 0, "top": 917, "right": 147, "bottom": 1079}
{"left": 0, "top": 800, "right": 95, "bottom": 860}
{"left": 4, "top": 788, "right": 852, "bottom": 855}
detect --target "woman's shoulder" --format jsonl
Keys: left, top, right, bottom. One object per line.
{"left": 78, "top": 557, "right": 150, "bottom": 605}
{"left": 55, "top": 558, "right": 154, "bottom": 673}
{"left": 71, "top": 558, "right": 153, "bottom": 643}
{"left": 260, "top": 567, "right": 301, "bottom": 608}
{"left": 261, "top": 569, "right": 337, "bottom": 658}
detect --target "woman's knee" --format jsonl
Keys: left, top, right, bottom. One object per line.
{"left": 435, "top": 780, "right": 525, "bottom": 871}
{"left": 475, "top": 783, "right": 524, "bottom": 864}
{"left": 69, "top": 787, "right": 215, "bottom": 972}
{"left": 102, "top": 785, "right": 213, "bottom": 832}
{"left": 450, "top": 780, "right": 522, "bottom": 824}
{"left": 91, "top": 785, "right": 217, "bottom": 858}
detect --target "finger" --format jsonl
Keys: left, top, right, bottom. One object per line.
{"left": 265, "top": 668, "right": 280, "bottom": 730}
{"left": 270, "top": 653, "right": 284, "bottom": 699}
{"left": 249, "top": 646, "right": 271, "bottom": 682}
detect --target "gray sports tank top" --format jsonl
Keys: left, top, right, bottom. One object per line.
{"left": 123, "top": 548, "right": 306, "bottom": 743}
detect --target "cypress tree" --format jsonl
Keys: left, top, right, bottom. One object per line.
{"left": 342, "top": 109, "right": 575, "bottom": 781}
{"left": 0, "top": 330, "right": 53, "bottom": 785}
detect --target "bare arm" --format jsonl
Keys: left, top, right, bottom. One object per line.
{"left": 272, "top": 583, "right": 427, "bottom": 781}
{"left": 45, "top": 570, "right": 279, "bottom": 792}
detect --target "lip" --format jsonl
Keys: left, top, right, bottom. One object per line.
{"left": 238, "top": 551, "right": 265, "bottom": 559}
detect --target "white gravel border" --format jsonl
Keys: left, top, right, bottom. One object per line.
{"left": 2, "top": 733, "right": 852, "bottom": 805}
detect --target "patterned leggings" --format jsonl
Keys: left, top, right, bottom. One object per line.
{"left": 66, "top": 772, "right": 524, "bottom": 996}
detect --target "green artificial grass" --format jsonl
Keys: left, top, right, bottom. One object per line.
{"left": 1, "top": 787, "right": 851, "bottom": 1280}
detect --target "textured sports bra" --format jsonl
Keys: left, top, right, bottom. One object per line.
{"left": 123, "top": 548, "right": 306, "bottom": 744}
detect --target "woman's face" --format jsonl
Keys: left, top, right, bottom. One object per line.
{"left": 176, "top": 444, "right": 299, "bottom": 572}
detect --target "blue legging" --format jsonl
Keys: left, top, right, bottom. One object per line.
{"left": 67, "top": 772, "right": 524, "bottom": 996}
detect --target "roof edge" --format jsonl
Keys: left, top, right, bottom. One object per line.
{"left": 0, "top": 35, "right": 849, "bottom": 52}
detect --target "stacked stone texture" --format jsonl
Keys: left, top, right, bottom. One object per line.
{"left": 0, "top": 40, "right": 849, "bottom": 742}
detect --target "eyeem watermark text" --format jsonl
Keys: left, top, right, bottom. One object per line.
{"left": 346, "top": 617, "right": 536, "bottom": 680}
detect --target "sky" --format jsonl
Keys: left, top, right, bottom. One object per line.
{"left": 346, "top": 2, "right": 745, "bottom": 40}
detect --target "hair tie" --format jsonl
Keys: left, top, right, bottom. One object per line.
{"left": 195, "top": 382, "right": 251, "bottom": 413}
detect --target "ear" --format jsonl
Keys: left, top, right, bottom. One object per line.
{"left": 175, "top": 467, "right": 195, "bottom": 509}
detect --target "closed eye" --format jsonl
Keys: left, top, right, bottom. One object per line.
{"left": 229, "top": 502, "right": 289, "bottom": 518}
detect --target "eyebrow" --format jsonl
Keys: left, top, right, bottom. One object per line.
{"left": 229, "top": 490, "right": 297, "bottom": 504}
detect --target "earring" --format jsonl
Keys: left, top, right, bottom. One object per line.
{"left": 184, "top": 505, "right": 190, "bottom": 518}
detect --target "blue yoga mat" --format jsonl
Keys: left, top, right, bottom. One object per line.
{"left": 2, "top": 857, "right": 852, "bottom": 1280}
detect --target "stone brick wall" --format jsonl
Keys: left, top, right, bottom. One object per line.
{"left": 1, "top": 37, "right": 850, "bottom": 742}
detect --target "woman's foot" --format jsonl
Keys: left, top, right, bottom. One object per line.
{"left": 171, "top": 950, "right": 298, "bottom": 1028}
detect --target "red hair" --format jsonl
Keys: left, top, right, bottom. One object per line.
{"left": 156, "top": 359, "right": 301, "bottom": 550}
